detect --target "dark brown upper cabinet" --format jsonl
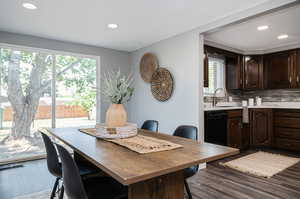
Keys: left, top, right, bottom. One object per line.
{"left": 203, "top": 45, "right": 242, "bottom": 90}
{"left": 264, "top": 51, "right": 296, "bottom": 89}
{"left": 243, "top": 55, "right": 263, "bottom": 90}
{"left": 203, "top": 45, "right": 300, "bottom": 90}
{"left": 295, "top": 50, "right": 300, "bottom": 88}
{"left": 203, "top": 51, "right": 209, "bottom": 87}
{"left": 226, "top": 55, "right": 242, "bottom": 90}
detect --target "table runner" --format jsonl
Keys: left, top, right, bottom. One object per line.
{"left": 79, "top": 128, "right": 183, "bottom": 154}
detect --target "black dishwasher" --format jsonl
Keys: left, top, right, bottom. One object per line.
{"left": 204, "top": 111, "right": 227, "bottom": 146}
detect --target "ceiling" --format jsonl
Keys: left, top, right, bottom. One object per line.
{"left": 0, "top": 0, "right": 295, "bottom": 52}
{"left": 205, "top": 3, "right": 300, "bottom": 53}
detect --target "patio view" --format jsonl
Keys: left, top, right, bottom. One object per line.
{"left": 0, "top": 47, "right": 97, "bottom": 163}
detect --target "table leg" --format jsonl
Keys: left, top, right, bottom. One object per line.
{"left": 128, "top": 170, "right": 184, "bottom": 199}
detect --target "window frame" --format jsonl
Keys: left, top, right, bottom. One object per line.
{"left": 0, "top": 42, "right": 101, "bottom": 126}
{"left": 203, "top": 55, "right": 226, "bottom": 96}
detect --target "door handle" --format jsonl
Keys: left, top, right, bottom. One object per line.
{"left": 297, "top": 76, "right": 299, "bottom": 83}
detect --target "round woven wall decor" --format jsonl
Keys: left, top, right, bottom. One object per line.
{"left": 151, "top": 68, "right": 174, "bottom": 101}
{"left": 139, "top": 53, "right": 158, "bottom": 83}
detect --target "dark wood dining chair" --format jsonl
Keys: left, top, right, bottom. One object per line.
{"left": 41, "top": 132, "right": 98, "bottom": 199}
{"left": 141, "top": 120, "right": 159, "bottom": 132}
{"left": 56, "top": 144, "right": 128, "bottom": 199}
{"left": 173, "top": 125, "right": 198, "bottom": 199}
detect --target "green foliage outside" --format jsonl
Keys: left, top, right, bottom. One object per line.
{"left": 57, "top": 55, "right": 97, "bottom": 116}
{"left": 0, "top": 48, "right": 97, "bottom": 119}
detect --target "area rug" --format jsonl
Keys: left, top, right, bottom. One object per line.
{"left": 221, "top": 151, "right": 300, "bottom": 178}
{"left": 14, "top": 190, "right": 67, "bottom": 199}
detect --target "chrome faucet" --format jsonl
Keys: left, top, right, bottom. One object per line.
{"left": 212, "top": 88, "right": 227, "bottom": 107}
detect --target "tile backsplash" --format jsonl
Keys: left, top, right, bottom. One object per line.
{"left": 204, "top": 89, "right": 300, "bottom": 103}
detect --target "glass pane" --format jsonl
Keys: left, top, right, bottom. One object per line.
{"left": 0, "top": 48, "right": 53, "bottom": 163}
{"left": 204, "top": 56, "right": 225, "bottom": 95}
{"left": 55, "top": 55, "right": 97, "bottom": 128}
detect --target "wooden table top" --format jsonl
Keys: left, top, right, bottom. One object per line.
{"left": 46, "top": 127, "right": 239, "bottom": 185}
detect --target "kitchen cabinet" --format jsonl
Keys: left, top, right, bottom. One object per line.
{"left": 295, "top": 50, "right": 300, "bottom": 88}
{"left": 226, "top": 55, "right": 243, "bottom": 90}
{"left": 250, "top": 109, "right": 273, "bottom": 147}
{"left": 203, "top": 45, "right": 242, "bottom": 90}
{"left": 227, "top": 110, "right": 243, "bottom": 148}
{"left": 227, "top": 117, "right": 242, "bottom": 148}
{"left": 204, "top": 52, "right": 209, "bottom": 87}
{"left": 242, "top": 124, "right": 250, "bottom": 149}
{"left": 205, "top": 107, "right": 300, "bottom": 152}
{"left": 203, "top": 45, "right": 300, "bottom": 91}
{"left": 227, "top": 110, "right": 249, "bottom": 149}
{"left": 264, "top": 51, "right": 296, "bottom": 89}
{"left": 274, "top": 109, "right": 300, "bottom": 151}
{"left": 243, "top": 55, "right": 263, "bottom": 89}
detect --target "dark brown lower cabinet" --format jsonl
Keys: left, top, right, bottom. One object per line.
{"left": 273, "top": 109, "right": 300, "bottom": 151}
{"left": 227, "top": 110, "right": 248, "bottom": 149}
{"left": 250, "top": 109, "right": 273, "bottom": 147}
{"left": 212, "top": 108, "right": 300, "bottom": 152}
{"left": 242, "top": 124, "right": 250, "bottom": 149}
{"left": 227, "top": 117, "right": 242, "bottom": 148}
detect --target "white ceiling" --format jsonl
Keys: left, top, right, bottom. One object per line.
{"left": 205, "top": 3, "right": 300, "bottom": 53}
{"left": 0, "top": 0, "right": 295, "bottom": 52}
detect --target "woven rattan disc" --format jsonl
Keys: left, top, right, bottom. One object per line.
{"left": 140, "top": 53, "right": 158, "bottom": 83}
{"left": 151, "top": 68, "right": 173, "bottom": 101}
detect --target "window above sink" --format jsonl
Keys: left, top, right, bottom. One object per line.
{"left": 204, "top": 55, "right": 225, "bottom": 96}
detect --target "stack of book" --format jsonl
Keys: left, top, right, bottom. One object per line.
{"left": 95, "top": 123, "right": 138, "bottom": 139}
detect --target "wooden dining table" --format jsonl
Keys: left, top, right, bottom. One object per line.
{"left": 46, "top": 127, "right": 239, "bottom": 199}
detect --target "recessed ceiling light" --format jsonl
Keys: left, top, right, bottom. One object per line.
{"left": 277, "top": 34, "right": 288, "bottom": 40}
{"left": 107, "top": 24, "right": 118, "bottom": 29}
{"left": 22, "top": 2, "right": 37, "bottom": 10}
{"left": 257, "top": 25, "right": 268, "bottom": 31}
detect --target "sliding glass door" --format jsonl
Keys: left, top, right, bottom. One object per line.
{"left": 0, "top": 46, "right": 98, "bottom": 164}
{"left": 55, "top": 55, "right": 97, "bottom": 128}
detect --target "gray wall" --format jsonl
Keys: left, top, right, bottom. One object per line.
{"left": 129, "top": 30, "right": 204, "bottom": 141}
{"left": 0, "top": 30, "right": 205, "bottom": 142}
{"left": 0, "top": 31, "right": 131, "bottom": 122}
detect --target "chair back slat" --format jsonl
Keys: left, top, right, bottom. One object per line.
{"left": 56, "top": 144, "right": 88, "bottom": 199}
{"left": 173, "top": 125, "right": 198, "bottom": 140}
{"left": 141, "top": 120, "right": 159, "bottom": 132}
{"left": 41, "top": 132, "right": 61, "bottom": 177}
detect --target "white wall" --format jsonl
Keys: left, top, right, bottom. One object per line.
{"left": 129, "top": 31, "right": 204, "bottom": 141}
{"left": 0, "top": 31, "right": 131, "bottom": 122}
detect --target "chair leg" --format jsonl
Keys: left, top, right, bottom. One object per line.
{"left": 50, "top": 177, "right": 60, "bottom": 199}
{"left": 59, "top": 185, "right": 64, "bottom": 199}
{"left": 184, "top": 179, "right": 193, "bottom": 199}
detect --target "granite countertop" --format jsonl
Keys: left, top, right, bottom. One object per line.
{"left": 204, "top": 102, "right": 300, "bottom": 111}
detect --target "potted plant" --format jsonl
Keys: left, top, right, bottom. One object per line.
{"left": 102, "top": 70, "right": 134, "bottom": 127}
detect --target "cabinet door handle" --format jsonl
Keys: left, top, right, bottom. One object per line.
{"left": 297, "top": 76, "right": 299, "bottom": 83}
{"left": 289, "top": 76, "right": 292, "bottom": 83}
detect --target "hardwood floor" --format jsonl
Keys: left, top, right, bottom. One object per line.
{"left": 188, "top": 149, "right": 300, "bottom": 199}
{"left": 0, "top": 149, "right": 299, "bottom": 199}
